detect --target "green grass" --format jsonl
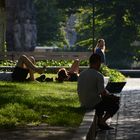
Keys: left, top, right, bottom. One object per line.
{"left": 0, "top": 66, "right": 126, "bottom": 129}
{"left": 0, "top": 79, "right": 84, "bottom": 128}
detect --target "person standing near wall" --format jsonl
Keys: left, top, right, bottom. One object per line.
{"left": 94, "top": 38, "right": 106, "bottom": 64}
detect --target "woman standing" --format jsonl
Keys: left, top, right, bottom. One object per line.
{"left": 94, "top": 39, "right": 106, "bottom": 64}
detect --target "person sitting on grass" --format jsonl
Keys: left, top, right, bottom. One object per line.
{"left": 77, "top": 53, "right": 120, "bottom": 130}
{"left": 56, "top": 59, "right": 80, "bottom": 82}
{"left": 12, "top": 54, "right": 45, "bottom": 82}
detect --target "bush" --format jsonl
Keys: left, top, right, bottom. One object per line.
{"left": 0, "top": 60, "right": 126, "bottom": 82}
{"left": 100, "top": 64, "right": 126, "bottom": 82}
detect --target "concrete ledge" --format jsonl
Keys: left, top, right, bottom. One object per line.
{"left": 0, "top": 72, "right": 12, "bottom": 81}
{"left": 0, "top": 66, "right": 15, "bottom": 71}
{"left": 118, "top": 69, "right": 140, "bottom": 78}
{"left": 71, "top": 110, "right": 97, "bottom": 140}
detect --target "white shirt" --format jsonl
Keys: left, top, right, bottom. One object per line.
{"left": 77, "top": 68, "right": 104, "bottom": 108}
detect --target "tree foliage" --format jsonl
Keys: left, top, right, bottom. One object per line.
{"left": 75, "top": 7, "right": 93, "bottom": 50}
{"left": 94, "top": 0, "right": 140, "bottom": 66}
{"left": 34, "top": 0, "right": 140, "bottom": 68}
{"left": 34, "top": 0, "right": 67, "bottom": 46}
{"left": 34, "top": 0, "right": 93, "bottom": 48}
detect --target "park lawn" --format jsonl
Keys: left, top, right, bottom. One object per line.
{"left": 0, "top": 79, "right": 84, "bottom": 128}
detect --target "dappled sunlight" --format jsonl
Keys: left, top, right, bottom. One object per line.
{"left": 97, "top": 84, "right": 140, "bottom": 140}
{"left": 118, "top": 118, "right": 140, "bottom": 124}
{"left": 0, "top": 81, "right": 82, "bottom": 128}
{"left": 114, "top": 89, "right": 140, "bottom": 140}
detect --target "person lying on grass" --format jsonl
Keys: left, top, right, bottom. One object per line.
{"left": 11, "top": 54, "right": 46, "bottom": 82}
{"left": 55, "top": 59, "right": 80, "bottom": 82}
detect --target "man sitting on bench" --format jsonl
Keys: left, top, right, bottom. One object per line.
{"left": 77, "top": 53, "right": 120, "bottom": 130}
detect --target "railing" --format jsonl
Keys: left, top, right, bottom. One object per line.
{"left": 0, "top": 51, "right": 92, "bottom": 61}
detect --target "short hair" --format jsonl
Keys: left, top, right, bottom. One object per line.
{"left": 89, "top": 53, "right": 101, "bottom": 65}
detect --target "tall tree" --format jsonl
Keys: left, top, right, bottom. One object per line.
{"left": 34, "top": 0, "right": 67, "bottom": 46}
{"left": 34, "top": 0, "right": 93, "bottom": 47}
{"left": 94, "top": 0, "right": 140, "bottom": 67}
{"left": 57, "top": 0, "right": 93, "bottom": 50}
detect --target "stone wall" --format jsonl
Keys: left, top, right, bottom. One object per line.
{"left": 0, "top": 0, "right": 6, "bottom": 52}
{"left": 5, "top": 0, "right": 37, "bottom": 51}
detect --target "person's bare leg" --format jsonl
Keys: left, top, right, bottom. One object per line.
{"left": 28, "top": 56, "right": 36, "bottom": 81}
{"left": 97, "top": 115, "right": 103, "bottom": 124}
{"left": 98, "top": 113, "right": 111, "bottom": 126}
{"left": 102, "top": 112, "right": 111, "bottom": 123}
{"left": 69, "top": 59, "right": 80, "bottom": 74}
{"left": 16, "top": 55, "right": 44, "bottom": 74}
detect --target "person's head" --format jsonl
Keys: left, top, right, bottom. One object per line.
{"left": 29, "top": 56, "right": 35, "bottom": 64}
{"left": 96, "top": 39, "right": 105, "bottom": 51}
{"left": 57, "top": 68, "right": 68, "bottom": 82}
{"left": 89, "top": 53, "right": 101, "bottom": 70}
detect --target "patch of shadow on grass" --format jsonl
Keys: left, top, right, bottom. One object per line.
{"left": 0, "top": 85, "right": 30, "bottom": 106}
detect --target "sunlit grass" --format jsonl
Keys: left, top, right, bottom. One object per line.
{"left": 0, "top": 80, "right": 84, "bottom": 128}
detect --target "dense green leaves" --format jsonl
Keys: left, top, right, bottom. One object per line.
{"left": 33, "top": 0, "right": 140, "bottom": 68}
{"left": 100, "top": 64, "right": 126, "bottom": 82}
{"left": 34, "top": 0, "right": 67, "bottom": 45}
{"left": 75, "top": 8, "right": 93, "bottom": 50}
{"left": 34, "top": 0, "right": 93, "bottom": 48}
{"left": 94, "top": 0, "right": 140, "bottom": 67}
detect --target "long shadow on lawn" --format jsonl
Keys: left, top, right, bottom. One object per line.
{"left": 0, "top": 84, "right": 30, "bottom": 106}
{"left": 0, "top": 84, "right": 83, "bottom": 113}
{"left": 0, "top": 84, "right": 85, "bottom": 128}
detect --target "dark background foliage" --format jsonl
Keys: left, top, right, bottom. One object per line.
{"left": 33, "top": 0, "right": 140, "bottom": 68}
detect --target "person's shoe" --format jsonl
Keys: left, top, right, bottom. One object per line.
{"left": 36, "top": 74, "right": 46, "bottom": 82}
{"left": 98, "top": 123, "right": 114, "bottom": 130}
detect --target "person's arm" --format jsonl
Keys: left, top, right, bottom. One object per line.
{"left": 100, "top": 89, "right": 120, "bottom": 104}
{"left": 69, "top": 59, "right": 79, "bottom": 74}
{"left": 100, "top": 89, "right": 110, "bottom": 97}
{"left": 97, "top": 73, "right": 110, "bottom": 97}
{"left": 29, "top": 69, "right": 35, "bottom": 81}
